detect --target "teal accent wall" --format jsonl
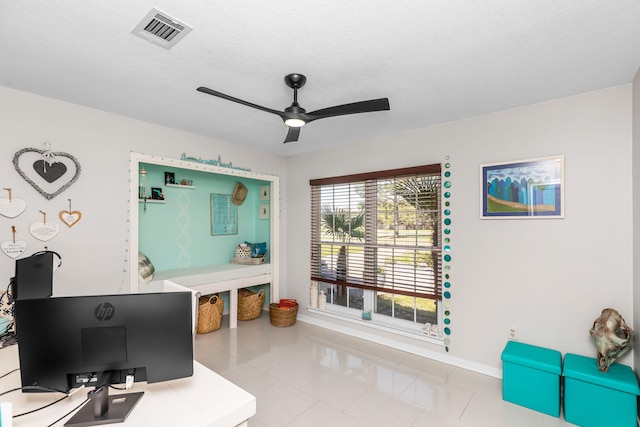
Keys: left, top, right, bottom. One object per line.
{"left": 138, "top": 163, "right": 271, "bottom": 272}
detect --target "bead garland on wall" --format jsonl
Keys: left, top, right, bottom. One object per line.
{"left": 442, "top": 157, "right": 453, "bottom": 352}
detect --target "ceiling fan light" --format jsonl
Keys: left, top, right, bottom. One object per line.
{"left": 284, "top": 118, "right": 305, "bottom": 127}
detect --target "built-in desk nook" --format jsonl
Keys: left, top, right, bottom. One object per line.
{"left": 141, "top": 263, "right": 271, "bottom": 328}
{"left": 129, "top": 153, "right": 280, "bottom": 324}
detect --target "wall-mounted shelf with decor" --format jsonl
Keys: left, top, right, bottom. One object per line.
{"left": 165, "top": 183, "right": 196, "bottom": 189}
{"left": 139, "top": 199, "right": 165, "bottom": 204}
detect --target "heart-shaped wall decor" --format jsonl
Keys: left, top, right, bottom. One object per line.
{"left": 59, "top": 210, "right": 82, "bottom": 228}
{"left": 0, "top": 197, "right": 27, "bottom": 218}
{"left": 13, "top": 148, "right": 81, "bottom": 200}
{"left": 30, "top": 221, "right": 60, "bottom": 242}
{"left": 1, "top": 240, "right": 27, "bottom": 259}
{"left": 33, "top": 160, "right": 68, "bottom": 183}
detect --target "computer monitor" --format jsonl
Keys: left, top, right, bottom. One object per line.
{"left": 14, "top": 291, "right": 194, "bottom": 426}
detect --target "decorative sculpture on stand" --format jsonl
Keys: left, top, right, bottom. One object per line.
{"left": 589, "top": 308, "right": 634, "bottom": 372}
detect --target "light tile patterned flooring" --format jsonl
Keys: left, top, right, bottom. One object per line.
{"left": 195, "top": 315, "right": 577, "bottom": 427}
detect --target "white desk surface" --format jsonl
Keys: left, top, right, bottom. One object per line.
{"left": 151, "top": 263, "right": 270, "bottom": 288}
{"left": 0, "top": 345, "right": 255, "bottom": 427}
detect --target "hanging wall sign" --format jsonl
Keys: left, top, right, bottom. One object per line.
{"left": 13, "top": 142, "right": 81, "bottom": 200}
{"left": 59, "top": 199, "right": 82, "bottom": 228}
{"left": 1, "top": 226, "right": 27, "bottom": 259}
{"left": 30, "top": 211, "right": 60, "bottom": 242}
{"left": 0, "top": 188, "right": 27, "bottom": 218}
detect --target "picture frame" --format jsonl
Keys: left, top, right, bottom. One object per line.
{"left": 151, "top": 187, "right": 164, "bottom": 200}
{"left": 480, "top": 155, "right": 564, "bottom": 219}
{"left": 259, "top": 204, "right": 269, "bottom": 220}
{"left": 164, "top": 172, "right": 175, "bottom": 185}
{"left": 210, "top": 193, "right": 238, "bottom": 235}
{"left": 259, "top": 185, "right": 270, "bottom": 201}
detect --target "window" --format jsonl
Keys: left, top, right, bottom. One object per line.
{"left": 310, "top": 164, "right": 442, "bottom": 335}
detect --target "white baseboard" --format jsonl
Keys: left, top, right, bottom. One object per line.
{"left": 297, "top": 313, "right": 502, "bottom": 379}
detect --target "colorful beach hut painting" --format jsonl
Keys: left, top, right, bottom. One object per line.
{"left": 481, "top": 156, "right": 564, "bottom": 218}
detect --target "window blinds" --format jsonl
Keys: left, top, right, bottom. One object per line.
{"left": 310, "top": 164, "right": 442, "bottom": 300}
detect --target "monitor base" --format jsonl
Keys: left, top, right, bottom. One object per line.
{"left": 65, "top": 390, "right": 144, "bottom": 426}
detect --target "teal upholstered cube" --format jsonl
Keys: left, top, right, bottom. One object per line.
{"left": 501, "top": 341, "right": 562, "bottom": 417}
{"left": 563, "top": 353, "right": 639, "bottom": 427}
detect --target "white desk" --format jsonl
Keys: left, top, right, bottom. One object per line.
{"left": 0, "top": 345, "right": 255, "bottom": 426}
{"left": 142, "top": 264, "right": 272, "bottom": 329}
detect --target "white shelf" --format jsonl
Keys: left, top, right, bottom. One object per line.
{"left": 166, "top": 183, "right": 196, "bottom": 189}
{"left": 139, "top": 199, "right": 165, "bottom": 204}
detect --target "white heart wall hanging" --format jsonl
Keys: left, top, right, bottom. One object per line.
{"left": 30, "top": 221, "right": 60, "bottom": 242}
{"left": 13, "top": 147, "right": 81, "bottom": 200}
{"left": 0, "top": 197, "right": 27, "bottom": 218}
{"left": 1, "top": 240, "right": 27, "bottom": 259}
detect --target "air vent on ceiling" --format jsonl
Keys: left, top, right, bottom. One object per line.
{"left": 132, "top": 8, "right": 192, "bottom": 49}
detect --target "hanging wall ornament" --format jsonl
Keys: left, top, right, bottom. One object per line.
{"left": 13, "top": 142, "right": 81, "bottom": 200}
{"left": 1, "top": 226, "right": 27, "bottom": 259}
{"left": 59, "top": 199, "right": 82, "bottom": 228}
{"left": 0, "top": 188, "right": 27, "bottom": 218}
{"left": 30, "top": 210, "right": 60, "bottom": 242}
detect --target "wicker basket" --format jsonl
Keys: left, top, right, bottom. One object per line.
{"left": 269, "top": 303, "right": 298, "bottom": 327}
{"left": 196, "top": 294, "right": 224, "bottom": 334}
{"left": 238, "top": 288, "right": 265, "bottom": 321}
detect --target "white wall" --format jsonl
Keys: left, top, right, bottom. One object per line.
{"left": 285, "top": 85, "right": 634, "bottom": 372}
{"left": 0, "top": 86, "right": 287, "bottom": 296}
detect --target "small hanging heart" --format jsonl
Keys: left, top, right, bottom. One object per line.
{"left": 33, "top": 160, "right": 68, "bottom": 183}
{"left": 0, "top": 197, "right": 27, "bottom": 218}
{"left": 1, "top": 240, "right": 27, "bottom": 258}
{"left": 30, "top": 221, "right": 60, "bottom": 241}
{"left": 59, "top": 210, "right": 82, "bottom": 228}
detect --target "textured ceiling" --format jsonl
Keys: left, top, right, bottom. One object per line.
{"left": 2, "top": 1, "right": 640, "bottom": 156}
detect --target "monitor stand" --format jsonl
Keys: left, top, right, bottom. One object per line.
{"left": 64, "top": 385, "right": 144, "bottom": 427}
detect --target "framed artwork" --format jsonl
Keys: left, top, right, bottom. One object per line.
{"left": 210, "top": 194, "right": 238, "bottom": 235}
{"left": 151, "top": 187, "right": 164, "bottom": 200}
{"left": 480, "top": 156, "right": 564, "bottom": 219}
{"left": 164, "top": 172, "right": 175, "bottom": 185}
{"left": 259, "top": 204, "right": 269, "bottom": 219}
{"left": 259, "top": 185, "right": 270, "bottom": 201}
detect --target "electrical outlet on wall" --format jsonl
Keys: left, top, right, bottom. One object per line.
{"left": 508, "top": 325, "right": 518, "bottom": 340}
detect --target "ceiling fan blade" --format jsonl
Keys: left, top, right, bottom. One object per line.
{"left": 307, "top": 98, "right": 390, "bottom": 121}
{"left": 197, "top": 86, "right": 284, "bottom": 117}
{"left": 284, "top": 127, "right": 300, "bottom": 144}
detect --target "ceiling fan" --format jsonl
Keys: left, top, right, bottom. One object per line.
{"left": 197, "top": 73, "right": 390, "bottom": 144}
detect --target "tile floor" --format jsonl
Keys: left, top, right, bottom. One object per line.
{"left": 194, "top": 315, "right": 577, "bottom": 427}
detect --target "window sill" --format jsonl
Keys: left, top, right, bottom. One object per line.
{"left": 307, "top": 306, "right": 444, "bottom": 346}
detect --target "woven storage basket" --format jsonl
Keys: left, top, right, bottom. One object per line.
{"left": 269, "top": 303, "right": 298, "bottom": 327}
{"left": 238, "top": 288, "right": 265, "bottom": 321}
{"left": 196, "top": 294, "right": 224, "bottom": 334}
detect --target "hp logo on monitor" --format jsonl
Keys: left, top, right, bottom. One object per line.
{"left": 95, "top": 302, "right": 115, "bottom": 321}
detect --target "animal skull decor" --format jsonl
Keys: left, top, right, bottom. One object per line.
{"left": 589, "top": 308, "right": 634, "bottom": 372}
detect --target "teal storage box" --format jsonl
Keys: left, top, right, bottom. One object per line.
{"left": 563, "top": 353, "right": 639, "bottom": 427}
{"left": 501, "top": 341, "right": 562, "bottom": 417}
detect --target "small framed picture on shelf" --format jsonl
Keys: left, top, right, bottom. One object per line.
{"left": 164, "top": 172, "right": 175, "bottom": 185}
{"left": 151, "top": 188, "right": 164, "bottom": 200}
{"left": 260, "top": 185, "right": 270, "bottom": 201}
